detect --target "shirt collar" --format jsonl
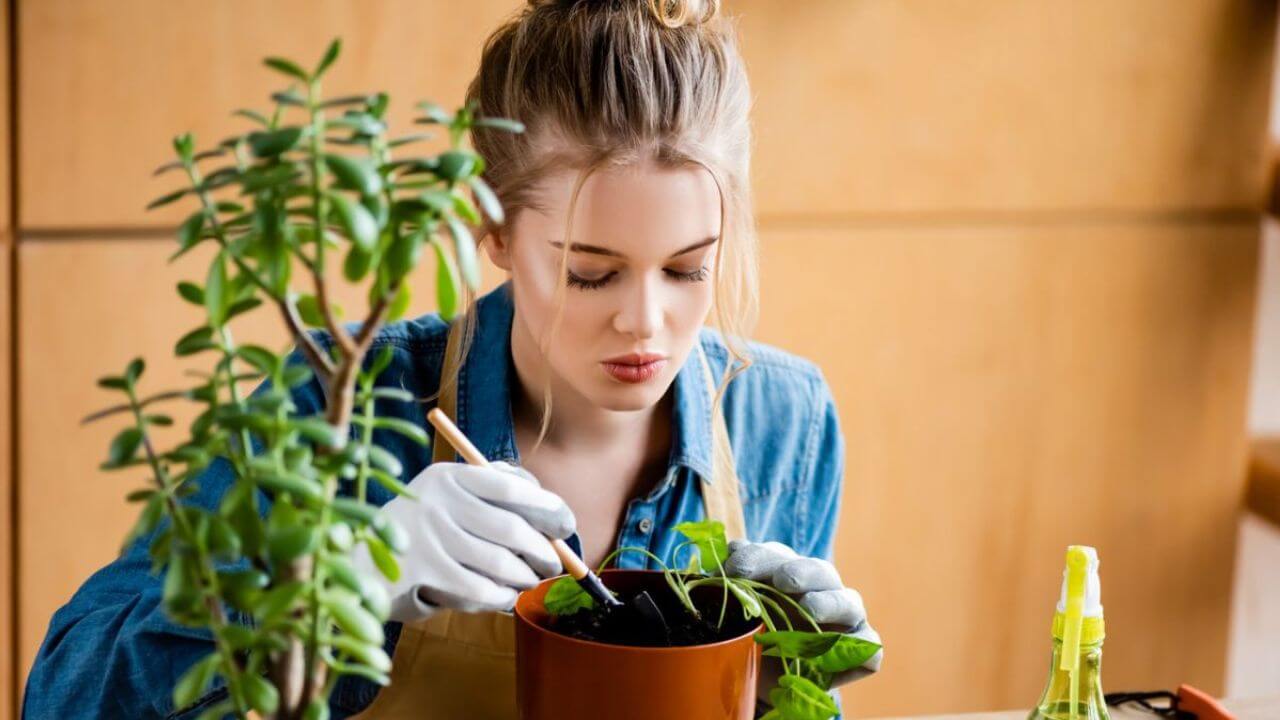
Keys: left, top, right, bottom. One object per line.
{"left": 453, "top": 280, "right": 715, "bottom": 483}
{"left": 668, "top": 340, "right": 715, "bottom": 483}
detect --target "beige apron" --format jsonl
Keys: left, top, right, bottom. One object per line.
{"left": 354, "top": 322, "right": 747, "bottom": 719}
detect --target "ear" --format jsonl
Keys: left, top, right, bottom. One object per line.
{"left": 484, "top": 227, "right": 513, "bottom": 271}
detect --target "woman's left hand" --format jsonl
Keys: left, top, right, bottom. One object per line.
{"left": 722, "top": 539, "right": 883, "bottom": 686}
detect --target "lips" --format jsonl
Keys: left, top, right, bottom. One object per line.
{"left": 601, "top": 352, "right": 668, "bottom": 384}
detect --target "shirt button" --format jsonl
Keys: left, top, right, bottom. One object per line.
{"left": 637, "top": 518, "right": 654, "bottom": 534}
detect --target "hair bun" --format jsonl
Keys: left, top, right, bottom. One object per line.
{"left": 526, "top": 0, "right": 720, "bottom": 28}
{"left": 647, "top": 0, "right": 719, "bottom": 27}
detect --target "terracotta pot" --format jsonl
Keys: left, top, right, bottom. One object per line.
{"left": 514, "top": 569, "right": 763, "bottom": 720}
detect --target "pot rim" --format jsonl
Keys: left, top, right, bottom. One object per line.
{"left": 515, "top": 569, "right": 764, "bottom": 653}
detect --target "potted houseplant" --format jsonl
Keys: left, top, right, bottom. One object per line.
{"left": 88, "top": 39, "right": 520, "bottom": 719}
{"left": 516, "top": 521, "right": 883, "bottom": 720}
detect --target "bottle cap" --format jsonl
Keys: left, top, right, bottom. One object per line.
{"left": 1056, "top": 545, "right": 1102, "bottom": 617}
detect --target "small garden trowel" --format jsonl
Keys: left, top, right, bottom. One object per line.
{"left": 426, "top": 409, "right": 628, "bottom": 611}
{"left": 556, "top": 546, "right": 625, "bottom": 610}
{"left": 550, "top": 541, "right": 671, "bottom": 638}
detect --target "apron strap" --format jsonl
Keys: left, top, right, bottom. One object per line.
{"left": 697, "top": 343, "right": 748, "bottom": 542}
{"left": 431, "top": 320, "right": 466, "bottom": 464}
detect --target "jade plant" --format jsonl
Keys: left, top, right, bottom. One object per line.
{"left": 85, "top": 39, "right": 520, "bottom": 720}
{"left": 543, "top": 521, "right": 881, "bottom": 720}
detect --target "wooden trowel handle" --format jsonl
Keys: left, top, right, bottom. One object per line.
{"left": 426, "top": 408, "right": 591, "bottom": 580}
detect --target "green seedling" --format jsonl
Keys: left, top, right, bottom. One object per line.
{"left": 544, "top": 521, "right": 882, "bottom": 720}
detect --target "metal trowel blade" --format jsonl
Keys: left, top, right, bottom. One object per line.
{"left": 631, "top": 590, "right": 669, "bottom": 635}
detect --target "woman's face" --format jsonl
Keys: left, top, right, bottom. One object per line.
{"left": 487, "top": 160, "right": 722, "bottom": 413}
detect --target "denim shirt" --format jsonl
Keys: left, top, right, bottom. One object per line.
{"left": 23, "top": 281, "right": 846, "bottom": 719}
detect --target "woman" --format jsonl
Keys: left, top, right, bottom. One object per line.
{"left": 25, "top": 0, "right": 880, "bottom": 718}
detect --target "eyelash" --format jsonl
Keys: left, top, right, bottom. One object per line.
{"left": 565, "top": 267, "right": 709, "bottom": 290}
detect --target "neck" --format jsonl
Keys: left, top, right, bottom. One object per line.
{"left": 508, "top": 316, "right": 671, "bottom": 460}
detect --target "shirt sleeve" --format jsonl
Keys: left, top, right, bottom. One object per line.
{"left": 801, "top": 372, "right": 845, "bottom": 562}
{"left": 22, "top": 350, "right": 326, "bottom": 719}
{"left": 23, "top": 456, "right": 244, "bottom": 719}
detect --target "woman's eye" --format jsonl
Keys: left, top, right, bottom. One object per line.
{"left": 664, "top": 266, "right": 709, "bottom": 283}
{"left": 566, "top": 270, "right": 616, "bottom": 290}
{"left": 566, "top": 266, "right": 708, "bottom": 290}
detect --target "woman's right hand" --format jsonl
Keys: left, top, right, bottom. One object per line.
{"left": 351, "top": 460, "right": 576, "bottom": 621}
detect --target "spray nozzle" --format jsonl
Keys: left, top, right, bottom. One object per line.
{"left": 1056, "top": 544, "right": 1103, "bottom": 619}
{"left": 1056, "top": 545, "right": 1102, "bottom": 720}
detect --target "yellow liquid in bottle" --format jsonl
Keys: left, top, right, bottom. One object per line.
{"left": 1027, "top": 639, "right": 1109, "bottom": 720}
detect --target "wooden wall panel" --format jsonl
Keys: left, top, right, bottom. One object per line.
{"left": 3, "top": 0, "right": 15, "bottom": 716}
{"left": 738, "top": 0, "right": 1277, "bottom": 217}
{"left": 751, "top": 225, "right": 1258, "bottom": 715}
{"left": 16, "top": 237, "right": 503, "bottom": 683}
{"left": 19, "top": 0, "right": 1277, "bottom": 230}
{"left": 1, "top": 239, "right": 13, "bottom": 720}
{"left": 2, "top": 0, "right": 10, "bottom": 232}
{"left": 18, "top": 0, "right": 524, "bottom": 230}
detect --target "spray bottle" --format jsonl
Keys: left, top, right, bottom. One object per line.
{"left": 1028, "top": 545, "right": 1109, "bottom": 720}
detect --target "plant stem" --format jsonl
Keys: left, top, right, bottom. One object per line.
{"left": 603, "top": 546, "right": 670, "bottom": 571}
{"left": 215, "top": 326, "right": 257, "bottom": 464}
{"left": 737, "top": 579, "right": 823, "bottom": 633}
{"left": 181, "top": 160, "right": 334, "bottom": 383}
{"left": 126, "top": 385, "right": 252, "bottom": 719}
{"left": 327, "top": 287, "right": 394, "bottom": 431}
{"left": 80, "top": 390, "right": 193, "bottom": 424}
{"left": 305, "top": 80, "right": 354, "bottom": 361}
{"left": 295, "top": 76, "right": 398, "bottom": 715}
{"left": 756, "top": 594, "right": 800, "bottom": 676}
{"left": 709, "top": 544, "right": 729, "bottom": 630}
{"left": 297, "top": 77, "right": 333, "bottom": 718}
{"left": 354, "top": 384, "right": 376, "bottom": 503}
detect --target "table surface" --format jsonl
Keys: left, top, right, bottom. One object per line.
{"left": 867, "top": 695, "right": 1280, "bottom": 720}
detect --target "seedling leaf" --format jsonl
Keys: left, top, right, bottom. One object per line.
{"left": 544, "top": 576, "right": 595, "bottom": 615}
{"left": 673, "top": 520, "right": 728, "bottom": 573}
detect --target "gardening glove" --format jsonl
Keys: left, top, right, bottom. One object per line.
{"left": 723, "top": 539, "right": 882, "bottom": 686}
{"left": 350, "top": 460, "right": 576, "bottom": 622}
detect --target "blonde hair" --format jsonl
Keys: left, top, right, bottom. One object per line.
{"left": 449, "top": 0, "right": 758, "bottom": 448}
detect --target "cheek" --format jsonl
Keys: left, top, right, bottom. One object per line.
{"left": 554, "top": 293, "right": 620, "bottom": 367}
{"left": 509, "top": 246, "right": 561, "bottom": 338}
{"left": 562, "top": 292, "right": 611, "bottom": 332}
{"left": 510, "top": 251, "right": 613, "bottom": 355}
{"left": 674, "top": 279, "right": 716, "bottom": 331}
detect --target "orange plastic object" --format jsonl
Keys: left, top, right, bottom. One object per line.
{"left": 514, "top": 569, "right": 763, "bottom": 720}
{"left": 1177, "top": 684, "right": 1236, "bottom": 720}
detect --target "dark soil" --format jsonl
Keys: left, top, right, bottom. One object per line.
{"left": 547, "top": 585, "right": 757, "bottom": 647}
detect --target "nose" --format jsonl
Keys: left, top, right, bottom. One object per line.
{"left": 612, "top": 273, "right": 663, "bottom": 340}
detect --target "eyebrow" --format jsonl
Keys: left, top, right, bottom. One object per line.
{"left": 549, "top": 235, "right": 720, "bottom": 259}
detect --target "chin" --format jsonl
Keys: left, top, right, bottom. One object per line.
{"left": 588, "top": 378, "right": 671, "bottom": 412}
